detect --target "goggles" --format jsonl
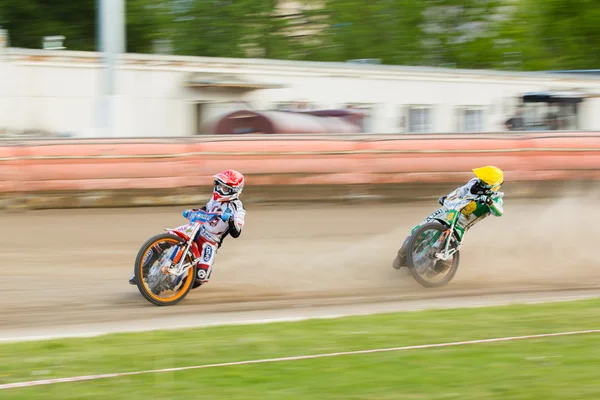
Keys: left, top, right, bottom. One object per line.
{"left": 214, "top": 180, "right": 236, "bottom": 195}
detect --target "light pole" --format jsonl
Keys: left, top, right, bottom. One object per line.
{"left": 97, "top": 0, "right": 125, "bottom": 137}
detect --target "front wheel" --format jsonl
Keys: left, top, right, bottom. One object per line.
{"left": 406, "top": 222, "right": 460, "bottom": 288}
{"left": 134, "top": 233, "right": 197, "bottom": 306}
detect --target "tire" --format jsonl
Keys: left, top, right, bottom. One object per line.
{"left": 406, "top": 221, "right": 460, "bottom": 288}
{"left": 134, "top": 233, "right": 197, "bottom": 306}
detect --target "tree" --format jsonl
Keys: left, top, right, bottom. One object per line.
{"left": 308, "top": 0, "right": 427, "bottom": 64}
{"left": 126, "top": 0, "right": 172, "bottom": 54}
{"left": 0, "top": 0, "right": 167, "bottom": 53}
{"left": 418, "top": 0, "right": 505, "bottom": 68}
{"left": 0, "top": 0, "right": 97, "bottom": 50}
{"left": 497, "top": 0, "right": 600, "bottom": 70}
{"left": 167, "top": 0, "right": 302, "bottom": 59}
{"left": 2, "top": 0, "right": 599, "bottom": 71}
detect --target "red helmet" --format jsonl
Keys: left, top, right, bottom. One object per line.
{"left": 212, "top": 169, "right": 245, "bottom": 202}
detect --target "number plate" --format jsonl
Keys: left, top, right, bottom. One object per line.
{"left": 461, "top": 201, "right": 477, "bottom": 216}
{"left": 173, "top": 224, "right": 195, "bottom": 238}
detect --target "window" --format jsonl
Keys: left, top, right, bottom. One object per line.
{"left": 517, "top": 93, "right": 583, "bottom": 131}
{"left": 517, "top": 102, "right": 581, "bottom": 131}
{"left": 407, "top": 106, "right": 433, "bottom": 133}
{"left": 458, "top": 107, "right": 485, "bottom": 132}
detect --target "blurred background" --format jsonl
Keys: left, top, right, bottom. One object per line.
{"left": 1, "top": 0, "right": 600, "bottom": 351}
{"left": 1, "top": 0, "right": 600, "bottom": 137}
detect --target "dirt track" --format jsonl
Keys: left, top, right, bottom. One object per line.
{"left": 2, "top": 196, "right": 600, "bottom": 336}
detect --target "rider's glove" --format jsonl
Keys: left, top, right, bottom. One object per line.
{"left": 477, "top": 195, "right": 495, "bottom": 206}
{"left": 183, "top": 209, "right": 199, "bottom": 219}
{"left": 475, "top": 195, "right": 488, "bottom": 205}
{"left": 438, "top": 196, "right": 446, "bottom": 206}
{"left": 220, "top": 208, "right": 233, "bottom": 222}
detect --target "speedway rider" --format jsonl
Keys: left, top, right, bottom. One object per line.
{"left": 392, "top": 166, "right": 504, "bottom": 272}
{"left": 129, "top": 169, "right": 246, "bottom": 286}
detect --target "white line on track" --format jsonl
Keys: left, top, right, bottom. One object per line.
{"left": 2, "top": 329, "right": 599, "bottom": 391}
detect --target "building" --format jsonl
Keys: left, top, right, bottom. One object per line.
{"left": 1, "top": 43, "right": 600, "bottom": 137}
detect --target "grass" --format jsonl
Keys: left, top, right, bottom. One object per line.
{"left": 1, "top": 298, "right": 600, "bottom": 399}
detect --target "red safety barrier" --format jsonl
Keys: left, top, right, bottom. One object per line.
{"left": 1, "top": 133, "right": 599, "bottom": 193}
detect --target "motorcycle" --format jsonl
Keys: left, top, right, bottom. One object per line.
{"left": 133, "top": 209, "right": 222, "bottom": 306}
{"left": 400, "top": 193, "right": 503, "bottom": 288}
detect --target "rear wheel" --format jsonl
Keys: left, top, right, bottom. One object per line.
{"left": 134, "top": 233, "right": 197, "bottom": 306}
{"left": 406, "top": 222, "right": 460, "bottom": 288}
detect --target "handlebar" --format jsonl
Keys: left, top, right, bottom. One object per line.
{"left": 183, "top": 208, "right": 234, "bottom": 224}
{"left": 183, "top": 209, "right": 220, "bottom": 223}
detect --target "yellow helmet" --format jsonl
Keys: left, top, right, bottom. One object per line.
{"left": 473, "top": 166, "right": 504, "bottom": 192}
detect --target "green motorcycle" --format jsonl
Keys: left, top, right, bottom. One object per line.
{"left": 400, "top": 193, "right": 503, "bottom": 288}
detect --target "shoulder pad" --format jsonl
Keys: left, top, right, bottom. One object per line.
{"left": 228, "top": 199, "right": 244, "bottom": 211}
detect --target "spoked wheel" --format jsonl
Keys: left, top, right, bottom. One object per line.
{"left": 406, "top": 222, "right": 460, "bottom": 288}
{"left": 134, "top": 233, "right": 197, "bottom": 306}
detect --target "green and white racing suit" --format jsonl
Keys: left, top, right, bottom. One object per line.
{"left": 424, "top": 178, "right": 503, "bottom": 234}
{"left": 394, "top": 178, "right": 503, "bottom": 269}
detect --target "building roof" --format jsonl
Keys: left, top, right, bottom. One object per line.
{"left": 8, "top": 47, "right": 600, "bottom": 82}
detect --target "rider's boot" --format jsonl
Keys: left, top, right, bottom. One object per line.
{"left": 392, "top": 236, "right": 410, "bottom": 269}
{"left": 129, "top": 244, "right": 164, "bottom": 286}
{"left": 129, "top": 272, "right": 137, "bottom": 285}
{"left": 196, "top": 266, "right": 210, "bottom": 281}
{"left": 193, "top": 265, "right": 211, "bottom": 289}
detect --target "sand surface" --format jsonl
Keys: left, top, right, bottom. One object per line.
{"left": 2, "top": 196, "right": 599, "bottom": 338}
